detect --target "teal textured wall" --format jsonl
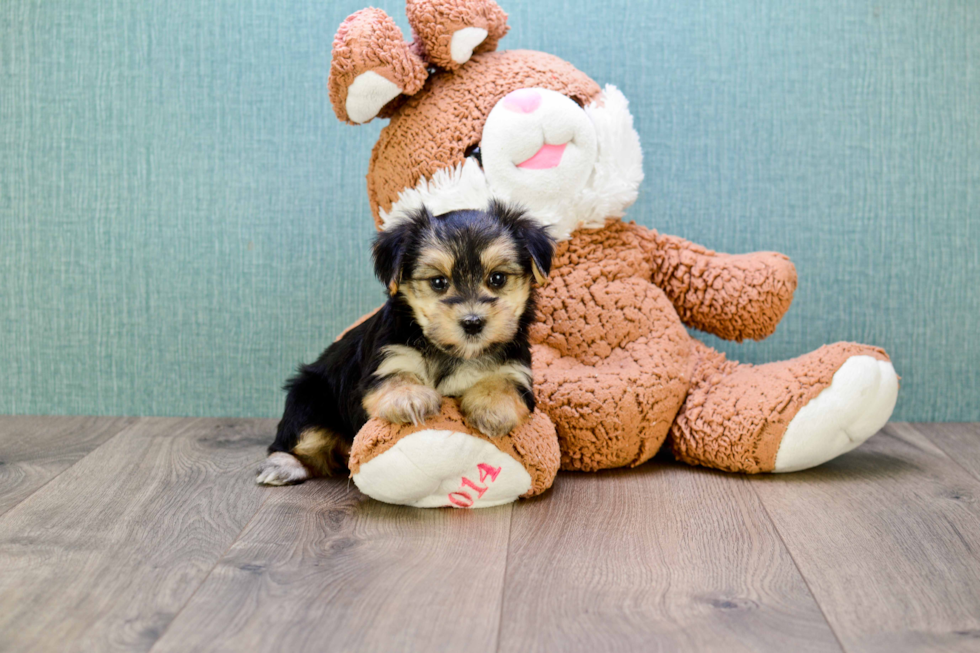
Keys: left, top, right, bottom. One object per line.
{"left": 1, "top": 0, "right": 977, "bottom": 420}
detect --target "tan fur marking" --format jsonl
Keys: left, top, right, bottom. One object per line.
{"left": 375, "top": 345, "right": 431, "bottom": 384}
{"left": 500, "top": 275, "right": 531, "bottom": 321}
{"left": 396, "top": 228, "right": 534, "bottom": 360}
{"left": 363, "top": 375, "right": 442, "bottom": 426}
{"left": 402, "top": 270, "right": 530, "bottom": 359}
{"left": 415, "top": 244, "right": 455, "bottom": 278}
{"left": 480, "top": 238, "right": 519, "bottom": 273}
{"left": 531, "top": 260, "right": 549, "bottom": 285}
{"left": 460, "top": 373, "right": 530, "bottom": 437}
{"left": 292, "top": 427, "right": 350, "bottom": 477}
{"left": 399, "top": 281, "right": 433, "bottom": 330}
{"left": 438, "top": 360, "right": 531, "bottom": 397}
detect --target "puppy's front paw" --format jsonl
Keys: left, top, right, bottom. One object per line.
{"left": 372, "top": 383, "right": 442, "bottom": 426}
{"left": 464, "top": 405, "right": 524, "bottom": 437}
{"left": 256, "top": 452, "right": 310, "bottom": 486}
{"left": 461, "top": 384, "right": 530, "bottom": 438}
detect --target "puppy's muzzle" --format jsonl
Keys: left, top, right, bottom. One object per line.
{"left": 460, "top": 315, "right": 486, "bottom": 336}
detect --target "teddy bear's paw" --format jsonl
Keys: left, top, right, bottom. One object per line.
{"left": 256, "top": 452, "right": 311, "bottom": 486}
{"left": 352, "top": 429, "right": 532, "bottom": 508}
{"left": 774, "top": 356, "right": 899, "bottom": 473}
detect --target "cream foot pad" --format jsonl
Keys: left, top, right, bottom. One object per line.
{"left": 349, "top": 399, "right": 560, "bottom": 508}
{"left": 353, "top": 429, "right": 532, "bottom": 508}
{"left": 775, "top": 356, "right": 899, "bottom": 473}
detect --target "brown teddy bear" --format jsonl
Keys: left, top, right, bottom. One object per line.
{"left": 326, "top": 0, "right": 899, "bottom": 508}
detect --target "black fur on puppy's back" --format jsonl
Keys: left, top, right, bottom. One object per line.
{"left": 268, "top": 297, "right": 424, "bottom": 455}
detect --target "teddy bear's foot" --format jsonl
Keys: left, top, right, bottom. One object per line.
{"left": 350, "top": 399, "right": 560, "bottom": 508}
{"left": 353, "top": 429, "right": 532, "bottom": 507}
{"left": 671, "top": 341, "right": 898, "bottom": 474}
{"left": 774, "top": 355, "right": 898, "bottom": 472}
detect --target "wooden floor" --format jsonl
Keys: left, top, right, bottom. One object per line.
{"left": 1, "top": 419, "right": 979, "bottom": 652}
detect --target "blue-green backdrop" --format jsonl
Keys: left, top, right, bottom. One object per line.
{"left": 1, "top": 0, "right": 977, "bottom": 420}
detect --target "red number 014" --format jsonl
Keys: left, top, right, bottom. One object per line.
{"left": 448, "top": 463, "right": 502, "bottom": 507}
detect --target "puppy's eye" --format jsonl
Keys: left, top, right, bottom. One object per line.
{"left": 429, "top": 276, "right": 449, "bottom": 292}
{"left": 488, "top": 272, "right": 507, "bottom": 289}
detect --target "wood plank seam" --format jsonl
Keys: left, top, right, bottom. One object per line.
{"left": 0, "top": 417, "right": 136, "bottom": 519}
{"left": 748, "top": 480, "right": 848, "bottom": 653}
{"left": 748, "top": 423, "right": 980, "bottom": 651}
{"left": 914, "top": 424, "right": 980, "bottom": 485}
{"left": 147, "top": 489, "right": 275, "bottom": 653}
{"left": 921, "top": 445, "right": 978, "bottom": 484}
{"left": 494, "top": 500, "right": 516, "bottom": 653}
{"left": 0, "top": 417, "right": 275, "bottom": 652}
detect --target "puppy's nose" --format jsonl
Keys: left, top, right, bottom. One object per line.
{"left": 503, "top": 89, "right": 542, "bottom": 114}
{"left": 460, "top": 315, "right": 486, "bottom": 336}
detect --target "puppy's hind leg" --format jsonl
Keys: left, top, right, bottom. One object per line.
{"left": 258, "top": 365, "right": 351, "bottom": 486}
{"left": 257, "top": 427, "right": 351, "bottom": 486}
{"left": 257, "top": 451, "right": 311, "bottom": 486}
{"left": 292, "top": 427, "right": 351, "bottom": 477}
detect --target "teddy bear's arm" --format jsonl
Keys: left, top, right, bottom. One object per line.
{"left": 633, "top": 225, "right": 798, "bottom": 342}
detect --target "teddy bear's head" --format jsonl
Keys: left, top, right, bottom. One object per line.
{"left": 328, "top": 0, "right": 644, "bottom": 240}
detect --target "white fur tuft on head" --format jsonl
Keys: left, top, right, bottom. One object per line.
{"left": 580, "top": 85, "right": 645, "bottom": 228}
{"left": 381, "top": 158, "right": 492, "bottom": 229}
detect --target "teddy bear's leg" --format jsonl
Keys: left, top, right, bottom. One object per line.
{"left": 349, "top": 400, "right": 560, "bottom": 508}
{"left": 670, "top": 341, "right": 899, "bottom": 473}
{"left": 531, "top": 341, "right": 691, "bottom": 472}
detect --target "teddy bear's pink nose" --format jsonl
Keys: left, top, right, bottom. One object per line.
{"left": 502, "top": 89, "right": 542, "bottom": 114}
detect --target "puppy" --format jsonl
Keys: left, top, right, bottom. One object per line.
{"left": 256, "top": 201, "right": 554, "bottom": 486}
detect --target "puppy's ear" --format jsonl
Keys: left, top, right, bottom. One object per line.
{"left": 372, "top": 207, "right": 431, "bottom": 295}
{"left": 523, "top": 223, "right": 555, "bottom": 285}
{"left": 489, "top": 200, "right": 555, "bottom": 285}
{"left": 373, "top": 223, "right": 409, "bottom": 296}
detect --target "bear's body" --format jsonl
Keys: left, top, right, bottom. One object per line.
{"left": 531, "top": 220, "right": 696, "bottom": 472}
{"left": 260, "top": 0, "right": 900, "bottom": 507}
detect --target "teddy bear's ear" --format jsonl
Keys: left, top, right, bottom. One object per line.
{"left": 406, "top": 0, "right": 509, "bottom": 71}
{"left": 328, "top": 8, "right": 429, "bottom": 125}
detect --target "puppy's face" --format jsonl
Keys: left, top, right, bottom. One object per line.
{"left": 403, "top": 228, "right": 529, "bottom": 360}
{"left": 373, "top": 202, "right": 554, "bottom": 360}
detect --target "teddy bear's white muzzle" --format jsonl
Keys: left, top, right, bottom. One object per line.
{"left": 481, "top": 87, "right": 598, "bottom": 210}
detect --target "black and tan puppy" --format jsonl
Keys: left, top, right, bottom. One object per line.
{"left": 256, "top": 201, "right": 554, "bottom": 486}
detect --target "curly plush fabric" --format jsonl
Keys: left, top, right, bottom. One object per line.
{"left": 326, "top": 0, "right": 897, "bottom": 505}
{"left": 350, "top": 399, "right": 560, "bottom": 498}
{"left": 328, "top": 8, "right": 429, "bottom": 124}
{"left": 528, "top": 220, "right": 802, "bottom": 471}
{"left": 639, "top": 231, "right": 798, "bottom": 342}
{"left": 367, "top": 50, "right": 601, "bottom": 227}
{"left": 528, "top": 221, "right": 692, "bottom": 470}
{"left": 406, "top": 0, "right": 509, "bottom": 69}
{"left": 670, "top": 341, "right": 891, "bottom": 472}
